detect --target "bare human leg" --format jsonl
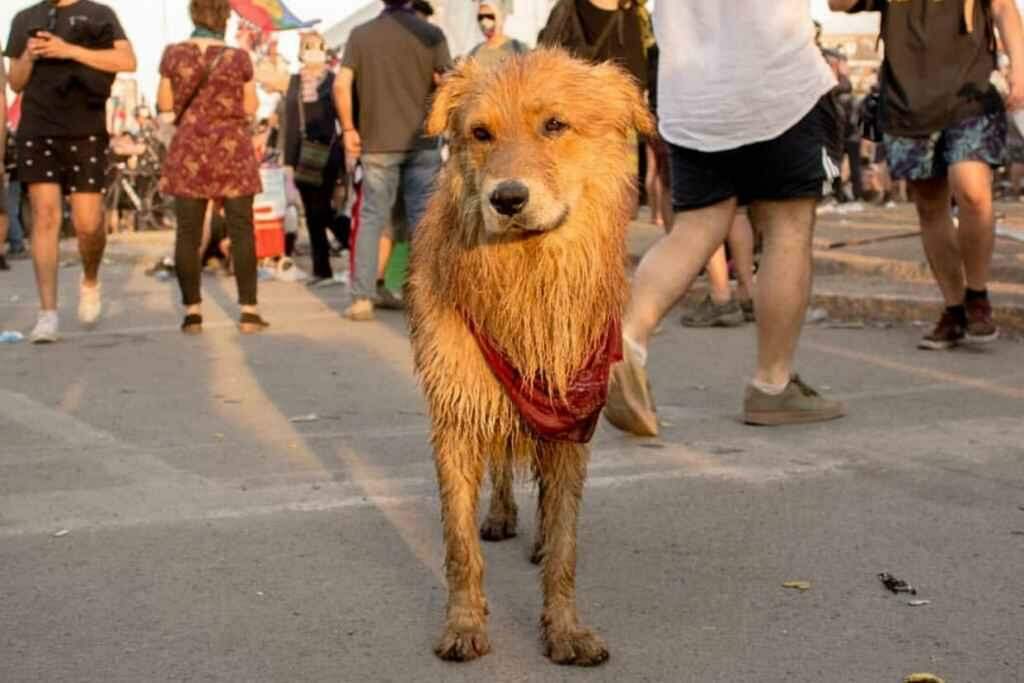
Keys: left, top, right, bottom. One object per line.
{"left": 727, "top": 210, "right": 756, "bottom": 303}
{"left": 622, "top": 198, "right": 736, "bottom": 348}
{"left": 27, "top": 183, "right": 64, "bottom": 311}
{"left": 69, "top": 192, "right": 106, "bottom": 288}
{"left": 748, "top": 198, "right": 816, "bottom": 387}
{"left": 909, "top": 177, "right": 964, "bottom": 307}
{"left": 705, "top": 245, "right": 732, "bottom": 305}
{"left": 948, "top": 161, "right": 995, "bottom": 292}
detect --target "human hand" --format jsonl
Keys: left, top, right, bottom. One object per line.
{"left": 30, "top": 32, "right": 78, "bottom": 61}
{"left": 1008, "top": 66, "right": 1024, "bottom": 111}
{"left": 343, "top": 129, "right": 361, "bottom": 169}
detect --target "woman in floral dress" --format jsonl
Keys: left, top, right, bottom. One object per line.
{"left": 158, "top": 0, "right": 267, "bottom": 334}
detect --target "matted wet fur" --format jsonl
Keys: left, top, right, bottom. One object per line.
{"left": 408, "top": 49, "right": 654, "bottom": 665}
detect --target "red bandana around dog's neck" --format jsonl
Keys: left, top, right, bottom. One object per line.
{"left": 465, "top": 315, "right": 623, "bottom": 443}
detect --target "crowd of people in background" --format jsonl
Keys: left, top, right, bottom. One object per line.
{"left": 2, "top": 0, "right": 1022, "bottom": 426}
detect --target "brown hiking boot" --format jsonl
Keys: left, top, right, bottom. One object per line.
{"left": 680, "top": 295, "right": 745, "bottom": 328}
{"left": 743, "top": 375, "right": 845, "bottom": 426}
{"left": 604, "top": 340, "right": 659, "bottom": 436}
{"left": 964, "top": 297, "right": 998, "bottom": 344}
{"left": 917, "top": 310, "right": 966, "bottom": 350}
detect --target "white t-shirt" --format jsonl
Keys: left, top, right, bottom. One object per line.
{"left": 655, "top": 1, "right": 837, "bottom": 153}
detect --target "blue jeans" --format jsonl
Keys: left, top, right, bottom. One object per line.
{"left": 353, "top": 148, "right": 441, "bottom": 300}
{"left": 5, "top": 179, "right": 26, "bottom": 252}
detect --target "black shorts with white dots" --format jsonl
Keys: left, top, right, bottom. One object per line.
{"left": 16, "top": 134, "right": 109, "bottom": 195}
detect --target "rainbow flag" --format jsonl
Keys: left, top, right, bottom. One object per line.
{"left": 229, "top": 0, "right": 319, "bottom": 32}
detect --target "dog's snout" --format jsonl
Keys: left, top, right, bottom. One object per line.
{"left": 489, "top": 181, "right": 530, "bottom": 217}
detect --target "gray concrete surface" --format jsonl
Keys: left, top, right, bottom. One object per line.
{"left": 1, "top": 234, "right": 1023, "bottom": 682}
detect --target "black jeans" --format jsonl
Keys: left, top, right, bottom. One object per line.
{"left": 175, "top": 196, "right": 258, "bottom": 307}
{"left": 298, "top": 183, "right": 347, "bottom": 279}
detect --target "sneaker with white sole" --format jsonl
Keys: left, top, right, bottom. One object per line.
{"left": 78, "top": 279, "right": 102, "bottom": 326}
{"left": 31, "top": 311, "right": 60, "bottom": 344}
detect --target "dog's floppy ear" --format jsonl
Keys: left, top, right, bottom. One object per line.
{"left": 426, "top": 59, "right": 482, "bottom": 137}
{"left": 590, "top": 62, "right": 657, "bottom": 139}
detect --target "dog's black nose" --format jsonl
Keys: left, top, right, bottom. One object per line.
{"left": 489, "top": 181, "right": 530, "bottom": 216}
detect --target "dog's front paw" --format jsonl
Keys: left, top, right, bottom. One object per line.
{"left": 435, "top": 623, "right": 491, "bottom": 662}
{"left": 480, "top": 513, "right": 517, "bottom": 541}
{"left": 545, "top": 627, "right": 609, "bottom": 667}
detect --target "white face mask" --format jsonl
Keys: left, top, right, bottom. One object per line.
{"left": 302, "top": 49, "right": 326, "bottom": 65}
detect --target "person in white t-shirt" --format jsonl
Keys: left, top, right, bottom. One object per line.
{"left": 605, "top": 1, "right": 846, "bottom": 434}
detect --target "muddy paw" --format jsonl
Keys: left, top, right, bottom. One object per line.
{"left": 435, "top": 624, "right": 491, "bottom": 662}
{"left": 480, "top": 514, "right": 517, "bottom": 541}
{"left": 545, "top": 628, "right": 609, "bottom": 667}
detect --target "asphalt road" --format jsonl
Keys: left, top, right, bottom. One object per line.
{"left": 1, "top": 245, "right": 1023, "bottom": 682}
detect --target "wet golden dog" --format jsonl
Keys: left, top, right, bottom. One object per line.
{"left": 408, "top": 49, "right": 653, "bottom": 665}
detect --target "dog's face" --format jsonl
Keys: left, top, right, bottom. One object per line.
{"left": 427, "top": 50, "right": 655, "bottom": 240}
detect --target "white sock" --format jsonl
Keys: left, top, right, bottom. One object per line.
{"left": 623, "top": 334, "right": 647, "bottom": 367}
{"left": 751, "top": 377, "right": 788, "bottom": 395}
{"left": 39, "top": 310, "right": 58, "bottom": 322}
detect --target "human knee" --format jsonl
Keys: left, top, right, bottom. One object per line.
{"left": 954, "top": 185, "right": 991, "bottom": 215}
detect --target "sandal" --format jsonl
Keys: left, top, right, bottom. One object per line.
{"left": 239, "top": 312, "right": 270, "bottom": 334}
{"left": 181, "top": 313, "right": 203, "bottom": 335}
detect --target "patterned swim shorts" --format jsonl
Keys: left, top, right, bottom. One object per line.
{"left": 884, "top": 111, "right": 1006, "bottom": 181}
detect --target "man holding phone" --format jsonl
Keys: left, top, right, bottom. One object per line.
{"left": 4, "top": 0, "right": 136, "bottom": 343}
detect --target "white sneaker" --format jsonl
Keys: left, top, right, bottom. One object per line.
{"left": 30, "top": 311, "right": 60, "bottom": 344}
{"left": 78, "top": 279, "right": 102, "bottom": 326}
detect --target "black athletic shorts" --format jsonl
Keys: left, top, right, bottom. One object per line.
{"left": 669, "top": 95, "right": 840, "bottom": 212}
{"left": 17, "top": 135, "right": 109, "bottom": 195}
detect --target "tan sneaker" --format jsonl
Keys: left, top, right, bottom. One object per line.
{"left": 344, "top": 298, "right": 375, "bottom": 321}
{"left": 743, "top": 375, "right": 845, "bottom": 426}
{"left": 604, "top": 340, "right": 659, "bottom": 436}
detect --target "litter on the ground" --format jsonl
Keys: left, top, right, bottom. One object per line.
{"left": 904, "top": 674, "right": 945, "bottom": 683}
{"left": 907, "top": 600, "right": 931, "bottom": 607}
{"left": 805, "top": 307, "right": 828, "bottom": 324}
{"left": 0, "top": 331, "right": 25, "bottom": 344}
{"left": 53, "top": 529, "right": 70, "bottom": 538}
{"left": 879, "top": 572, "right": 917, "bottom": 595}
{"left": 289, "top": 414, "right": 319, "bottom": 423}
{"left": 782, "top": 580, "right": 811, "bottom": 591}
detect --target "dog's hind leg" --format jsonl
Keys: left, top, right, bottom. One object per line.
{"left": 529, "top": 475, "right": 546, "bottom": 565}
{"left": 433, "top": 430, "right": 492, "bottom": 662}
{"left": 480, "top": 449, "right": 518, "bottom": 541}
{"left": 536, "top": 442, "right": 609, "bottom": 666}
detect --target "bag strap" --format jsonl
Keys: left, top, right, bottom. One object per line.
{"left": 174, "top": 47, "right": 228, "bottom": 127}
{"left": 589, "top": 8, "right": 622, "bottom": 58}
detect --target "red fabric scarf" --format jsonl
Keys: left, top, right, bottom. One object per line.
{"left": 466, "top": 316, "right": 622, "bottom": 443}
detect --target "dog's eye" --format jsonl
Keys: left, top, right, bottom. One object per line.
{"left": 543, "top": 118, "right": 569, "bottom": 136}
{"left": 471, "top": 126, "right": 493, "bottom": 142}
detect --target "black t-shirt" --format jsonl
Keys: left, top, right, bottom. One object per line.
{"left": 5, "top": 0, "right": 127, "bottom": 139}
{"left": 341, "top": 9, "right": 452, "bottom": 154}
{"left": 575, "top": 0, "right": 646, "bottom": 88}
{"left": 849, "top": 0, "right": 1002, "bottom": 136}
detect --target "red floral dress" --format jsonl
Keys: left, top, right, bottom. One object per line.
{"left": 159, "top": 43, "right": 262, "bottom": 199}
